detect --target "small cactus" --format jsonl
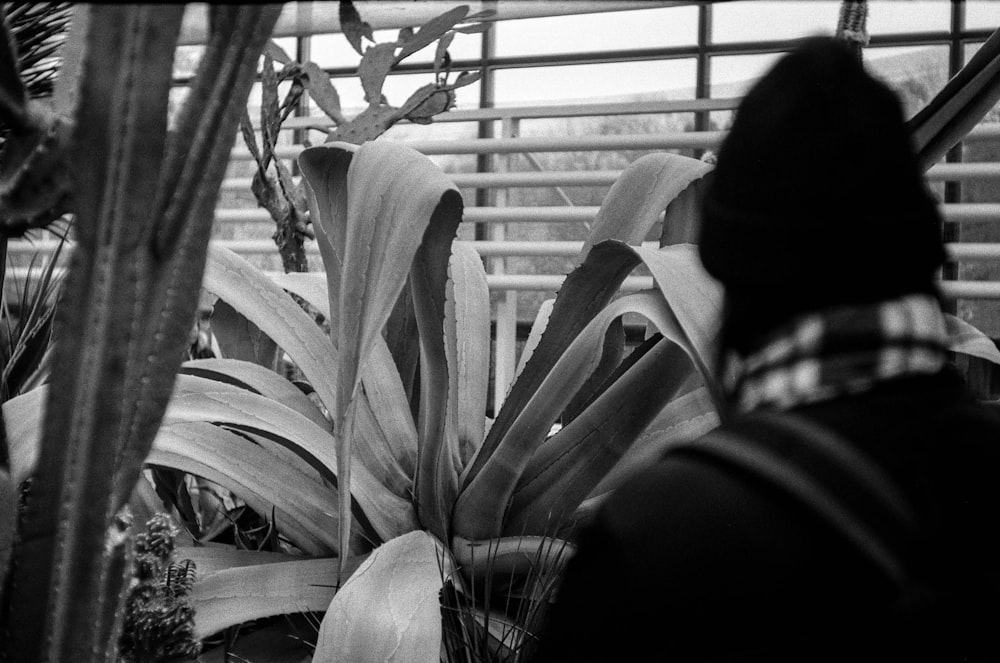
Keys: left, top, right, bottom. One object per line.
{"left": 119, "top": 514, "right": 201, "bottom": 663}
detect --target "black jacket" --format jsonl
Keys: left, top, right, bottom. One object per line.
{"left": 532, "top": 368, "right": 1000, "bottom": 662}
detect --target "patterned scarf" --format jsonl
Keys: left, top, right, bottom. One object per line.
{"left": 726, "top": 294, "right": 949, "bottom": 413}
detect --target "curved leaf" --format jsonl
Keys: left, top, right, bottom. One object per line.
{"left": 451, "top": 535, "right": 574, "bottom": 583}
{"left": 300, "top": 140, "right": 463, "bottom": 573}
{"left": 506, "top": 341, "right": 696, "bottom": 536}
{"left": 175, "top": 545, "right": 294, "bottom": 577}
{"left": 591, "top": 384, "right": 719, "bottom": 496}
{"left": 448, "top": 242, "right": 491, "bottom": 467}
{"left": 191, "top": 557, "right": 352, "bottom": 638}
{"left": 313, "top": 531, "right": 455, "bottom": 663}
{"left": 513, "top": 299, "right": 554, "bottom": 385}
{"left": 148, "top": 421, "right": 341, "bottom": 555}
{"left": 268, "top": 269, "right": 420, "bottom": 478}
{"left": 631, "top": 244, "right": 725, "bottom": 405}
{"left": 410, "top": 197, "right": 466, "bottom": 541}
{"left": 455, "top": 243, "right": 723, "bottom": 539}
{"left": 579, "top": 152, "right": 713, "bottom": 259}
{"left": 180, "top": 357, "right": 330, "bottom": 431}
{"left": 460, "top": 243, "right": 642, "bottom": 509}
{"left": 203, "top": 245, "right": 339, "bottom": 417}
{"left": 4, "top": 386, "right": 46, "bottom": 484}
{"left": 946, "top": 313, "right": 1000, "bottom": 365}
{"left": 164, "top": 376, "right": 419, "bottom": 542}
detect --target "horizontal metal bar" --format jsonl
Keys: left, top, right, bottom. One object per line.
{"left": 211, "top": 204, "right": 1000, "bottom": 225}
{"left": 941, "top": 204, "right": 1000, "bottom": 222}
{"left": 209, "top": 207, "right": 606, "bottom": 224}
{"left": 962, "top": 124, "right": 1000, "bottom": 142}
{"left": 938, "top": 281, "right": 1000, "bottom": 300}
{"left": 946, "top": 243, "right": 1000, "bottom": 261}
{"left": 926, "top": 162, "right": 1000, "bottom": 181}
{"left": 232, "top": 123, "right": 1000, "bottom": 161}
{"left": 220, "top": 170, "right": 624, "bottom": 192}
{"left": 269, "top": 97, "right": 744, "bottom": 131}
{"left": 12, "top": 239, "right": 998, "bottom": 261}
{"left": 221, "top": 161, "right": 1000, "bottom": 194}
{"left": 231, "top": 131, "right": 727, "bottom": 161}
{"left": 179, "top": 2, "right": 686, "bottom": 46}
{"left": 8, "top": 265, "right": 1000, "bottom": 301}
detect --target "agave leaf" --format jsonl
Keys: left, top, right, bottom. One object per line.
{"left": 191, "top": 557, "right": 357, "bottom": 639}
{"left": 457, "top": 242, "right": 721, "bottom": 539}
{"left": 561, "top": 318, "right": 626, "bottom": 425}
{"left": 298, "top": 141, "right": 355, "bottom": 311}
{"left": 203, "top": 244, "right": 339, "bottom": 417}
{"left": 268, "top": 269, "right": 420, "bottom": 476}
{"left": 175, "top": 545, "right": 294, "bottom": 577}
{"left": 268, "top": 271, "right": 333, "bottom": 318}
{"left": 409, "top": 207, "right": 466, "bottom": 540}
{"left": 460, "top": 243, "right": 642, "bottom": 509}
{"left": 385, "top": 285, "right": 421, "bottom": 408}
{"left": 165, "top": 376, "right": 419, "bottom": 542}
{"left": 631, "top": 244, "right": 724, "bottom": 404}
{"left": 148, "top": 421, "right": 341, "bottom": 555}
{"left": 447, "top": 242, "right": 491, "bottom": 467}
{"left": 313, "top": 531, "right": 456, "bottom": 663}
{"left": 660, "top": 174, "right": 711, "bottom": 246}
{"left": 592, "top": 384, "right": 719, "bottom": 496}
{"left": 180, "top": 357, "right": 330, "bottom": 430}
{"left": 946, "top": 313, "right": 1000, "bottom": 364}
{"left": 3, "top": 386, "right": 46, "bottom": 485}
{"left": 209, "top": 299, "right": 279, "bottom": 370}
{"left": 499, "top": 288, "right": 708, "bottom": 536}
{"left": 579, "top": 152, "right": 713, "bottom": 259}
{"left": 507, "top": 342, "right": 697, "bottom": 536}
{"left": 451, "top": 535, "right": 575, "bottom": 583}
{"left": 513, "top": 299, "right": 554, "bottom": 383}
{"left": 299, "top": 140, "right": 463, "bottom": 575}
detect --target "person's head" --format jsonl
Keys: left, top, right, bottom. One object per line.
{"left": 698, "top": 36, "right": 946, "bottom": 356}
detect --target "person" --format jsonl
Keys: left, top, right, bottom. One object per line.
{"left": 532, "top": 37, "right": 1000, "bottom": 662}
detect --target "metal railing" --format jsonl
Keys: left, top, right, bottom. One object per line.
{"left": 9, "top": 98, "right": 1000, "bottom": 410}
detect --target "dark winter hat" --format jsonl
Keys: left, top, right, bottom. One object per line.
{"left": 698, "top": 36, "right": 946, "bottom": 352}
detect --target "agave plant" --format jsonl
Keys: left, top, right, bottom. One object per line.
{"left": 12, "top": 137, "right": 997, "bottom": 660}
{"left": 153, "top": 141, "right": 725, "bottom": 658}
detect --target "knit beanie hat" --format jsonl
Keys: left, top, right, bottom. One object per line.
{"left": 698, "top": 36, "right": 946, "bottom": 353}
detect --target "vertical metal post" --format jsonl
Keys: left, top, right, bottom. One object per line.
{"left": 942, "top": 0, "right": 965, "bottom": 312}
{"left": 475, "top": 4, "right": 497, "bottom": 242}
{"left": 694, "top": 2, "right": 713, "bottom": 139}
{"left": 492, "top": 116, "right": 520, "bottom": 415}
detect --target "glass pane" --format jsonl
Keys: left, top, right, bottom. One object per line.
{"left": 493, "top": 59, "right": 696, "bottom": 107}
{"left": 965, "top": 2, "right": 1000, "bottom": 31}
{"left": 495, "top": 6, "right": 698, "bottom": 57}
{"left": 866, "top": 1, "right": 950, "bottom": 34}
{"left": 323, "top": 72, "right": 480, "bottom": 115}
{"left": 865, "top": 45, "right": 949, "bottom": 118}
{"left": 309, "top": 26, "right": 481, "bottom": 69}
{"left": 710, "top": 53, "right": 784, "bottom": 98}
{"left": 711, "top": 1, "right": 839, "bottom": 44}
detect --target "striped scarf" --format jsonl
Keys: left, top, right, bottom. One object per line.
{"left": 726, "top": 294, "right": 949, "bottom": 413}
